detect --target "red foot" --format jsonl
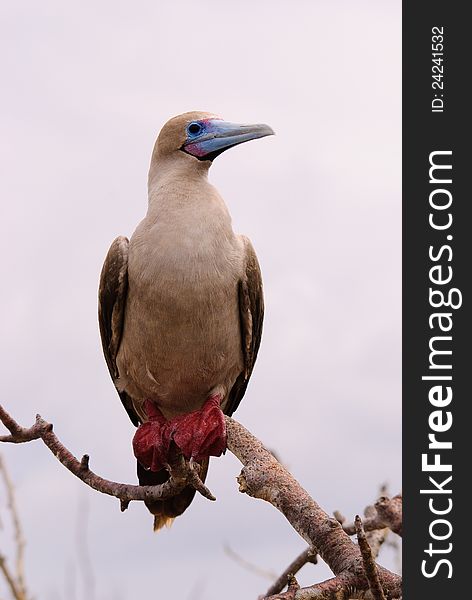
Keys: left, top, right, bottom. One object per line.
{"left": 132, "top": 396, "right": 227, "bottom": 471}
{"left": 131, "top": 402, "right": 170, "bottom": 471}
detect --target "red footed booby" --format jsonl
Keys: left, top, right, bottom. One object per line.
{"left": 98, "top": 112, "right": 273, "bottom": 529}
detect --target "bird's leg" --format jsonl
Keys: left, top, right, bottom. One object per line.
{"left": 171, "top": 394, "right": 227, "bottom": 462}
{"left": 132, "top": 396, "right": 227, "bottom": 472}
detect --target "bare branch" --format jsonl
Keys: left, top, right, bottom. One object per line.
{"left": 273, "top": 574, "right": 301, "bottom": 600}
{"left": 363, "top": 506, "right": 389, "bottom": 560}
{"left": 333, "top": 510, "right": 346, "bottom": 525}
{"left": 342, "top": 494, "right": 402, "bottom": 539}
{"left": 0, "top": 554, "right": 24, "bottom": 600}
{"left": 355, "top": 516, "right": 386, "bottom": 600}
{"left": 0, "top": 405, "right": 214, "bottom": 508}
{"left": 263, "top": 503, "right": 389, "bottom": 599}
{"left": 0, "top": 456, "right": 29, "bottom": 600}
{"left": 336, "top": 499, "right": 390, "bottom": 559}
{"left": 0, "top": 408, "right": 43, "bottom": 444}
{"left": 225, "top": 417, "right": 401, "bottom": 600}
{"left": 223, "top": 544, "right": 278, "bottom": 581}
{"left": 1, "top": 405, "right": 401, "bottom": 600}
{"left": 365, "top": 530, "right": 389, "bottom": 563}
{"left": 263, "top": 547, "right": 318, "bottom": 598}
{"left": 0, "top": 455, "right": 27, "bottom": 600}
{"left": 270, "top": 573, "right": 366, "bottom": 600}
{"left": 375, "top": 495, "right": 402, "bottom": 537}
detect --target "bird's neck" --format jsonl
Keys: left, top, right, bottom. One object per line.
{"left": 145, "top": 155, "right": 232, "bottom": 235}
{"left": 148, "top": 154, "right": 210, "bottom": 198}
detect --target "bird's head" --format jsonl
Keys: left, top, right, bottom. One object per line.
{"left": 151, "top": 111, "right": 274, "bottom": 166}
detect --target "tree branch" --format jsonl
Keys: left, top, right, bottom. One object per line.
{"left": 0, "top": 455, "right": 28, "bottom": 600}
{"left": 375, "top": 495, "right": 402, "bottom": 537}
{"left": 1, "top": 405, "right": 401, "bottom": 600}
{"left": 267, "top": 574, "right": 301, "bottom": 600}
{"left": 335, "top": 499, "right": 390, "bottom": 561}
{"left": 262, "top": 547, "right": 318, "bottom": 598}
{"left": 224, "top": 544, "right": 278, "bottom": 581}
{"left": 342, "top": 494, "right": 402, "bottom": 538}
{"left": 266, "top": 492, "right": 392, "bottom": 600}
{"left": 355, "top": 516, "right": 386, "bottom": 600}
{"left": 0, "top": 405, "right": 215, "bottom": 509}
{"left": 0, "top": 553, "right": 25, "bottom": 600}
{"left": 225, "top": 417, "right": 401, "bottom": 600}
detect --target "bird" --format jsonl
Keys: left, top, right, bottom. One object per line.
{"left": 98, "top": 111, "right": 273, "bottom": 530}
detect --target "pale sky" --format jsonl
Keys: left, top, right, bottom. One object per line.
{"left": 0, "top": 1, "right": 401, "bottom": 599}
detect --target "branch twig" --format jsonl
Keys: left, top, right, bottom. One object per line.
{"left": 355, "top": 516, "right": 386, "bottom": 600}
{"left": 0, "top": 456, "right": 28, "bottom": 600}
{"left": 0, "top": 554, "right": 24, "bottom": 600}
{"left": 375, "top": 495, "right": 402, "bottom": 537}
{"left": 224, "top": 544, "right": 278, "bottom": 581}
{"left": 335, "top": 500, "right": 390, "bottom": 560}
{"left": 263, "top": 547, "right": 317, "bottom": 598}
{"left": 342, "top": 494, "right": 402, "bottom": 538}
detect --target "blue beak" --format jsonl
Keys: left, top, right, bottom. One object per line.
{"left": 183, "top": 119, "right": 274, "bottom": 161}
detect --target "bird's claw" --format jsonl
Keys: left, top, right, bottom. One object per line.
{"left": 188, "top": 458, "right": 216, "bottom": 501}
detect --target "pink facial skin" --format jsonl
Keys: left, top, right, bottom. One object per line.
{"left": 183, "top": 142, "right": 207, "bottom": 157}
{"left": 132, "top": 395, "right": 227, "bottom": 471}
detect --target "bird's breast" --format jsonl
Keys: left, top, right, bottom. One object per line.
{"left": 116, "top": 222, "right": 245, "bottom": 417}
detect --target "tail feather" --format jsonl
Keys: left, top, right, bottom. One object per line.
{"left": 153, "top": 514, "right": 175, "bottom": 531}
{"left": 137, "top": 459, "right": 209, "bottom": 531}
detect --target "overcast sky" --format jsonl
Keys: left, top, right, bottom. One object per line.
{"left": 0, "top": 2, "right": 401, "bottom": 599}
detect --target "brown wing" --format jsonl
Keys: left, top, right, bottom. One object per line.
{"left": 225, "top": 237, "right": 264, "bottom": 417}
{"left": 98, "top": 236, "right": 140, "bottom": 426}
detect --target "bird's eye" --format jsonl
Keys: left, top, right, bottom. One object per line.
{"left": 188, "top": 122, "right": 203, "bottom": 136}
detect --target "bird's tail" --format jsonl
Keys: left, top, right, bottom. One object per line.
{"left": 137, "top": 458, "right": 210, "bottom": 532}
